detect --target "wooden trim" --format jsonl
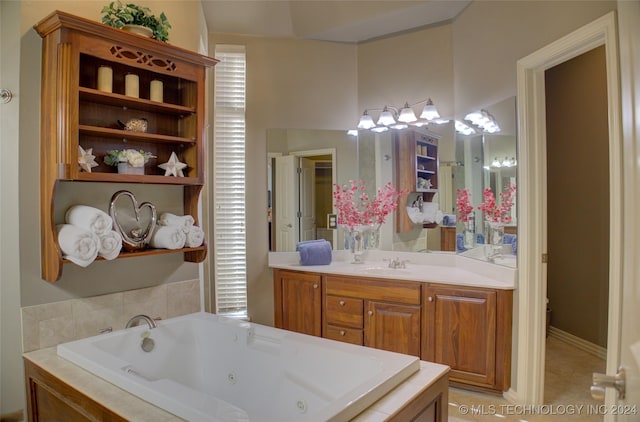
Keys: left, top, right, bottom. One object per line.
{"left": 386, "top": 370, "right": 449, "bottom": 421}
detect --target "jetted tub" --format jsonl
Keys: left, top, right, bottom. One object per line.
{"left": 57, "top": 312, "right": 420, "bottom": 421}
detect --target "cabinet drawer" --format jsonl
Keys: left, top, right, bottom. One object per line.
{"left": 325, "top": 325, "right": 364, "bottom": 345}
{"left": 325, "top": 295, "right": 363, "bottom": 328}
{"left": 325, "top": 276, "right": 421, "bottom": 305}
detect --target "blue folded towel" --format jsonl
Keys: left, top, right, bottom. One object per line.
{"left": 297, "top": 239, "right": 332, "bottom": 265}
{"left": 476, "top": 233, "right": 485, "bottom": 244}
{"left": 443, "top": 214, "right": 457, "bottom": 226}
{"left": 456, "top": 233, "right": 466, "bottom": 252}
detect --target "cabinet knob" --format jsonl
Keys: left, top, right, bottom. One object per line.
{"left": 368, "top": 310, "right": 373, "bottom": 316}
{"left": 339, "top": 300, "right": 345, "bottom": 306}
{"left": 340, "top": 330, "right": 345, "bottom": 336}
{"left": 313, "top": 284, "right": 318, "bottom": 289}
{"left": 428, "top": 296, "right": 433, "bottom": 302}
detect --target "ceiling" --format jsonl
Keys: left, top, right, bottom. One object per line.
{"left": 202, "top": 1, "right": 471, "bottom": 43}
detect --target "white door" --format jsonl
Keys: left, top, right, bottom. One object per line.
{"left": 298, "top": 157, "right": 316, "bottom": 242}
{"left": 274, "top": 155, "right": 298, "bottom": 251}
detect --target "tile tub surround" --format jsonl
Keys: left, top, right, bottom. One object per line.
{"left": 269, "top": 250, "right": 516, "bottom": 290}
{"left": 23, "top": 347, "right": 449, "bottom": 422}
{"left": 21, "top": 279, "right": 200, "bottom": 352}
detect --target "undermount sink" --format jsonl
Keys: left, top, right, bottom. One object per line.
{"left": 363, "top": 267, "right": 412, "bottom": 276}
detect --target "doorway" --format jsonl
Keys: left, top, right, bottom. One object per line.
{"left": 544, "top": 45, "right": 609, "bottom": 404}
{"left": 515, "top": 11, "right": 622, "bottom": 407}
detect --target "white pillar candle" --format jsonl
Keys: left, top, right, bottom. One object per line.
{"left": 97, "top": 66, "right": 113, "bottom": 92}
{"left": 150, "top": 79, "right": 163, "bottom": 102}
{"left": 125, "top": 73, "right": 139, "bottom": 98}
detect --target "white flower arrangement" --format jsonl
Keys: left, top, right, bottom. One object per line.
{"left": 104, "top": 149, "right": 155, "bottom": 167}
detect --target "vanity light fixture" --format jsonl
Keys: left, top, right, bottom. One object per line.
{"left": 492, "top": 157, "right": 502, "bottom": 168}
{"left": 464, "top": 109, "right": 501, "bottom": 133}
{"left": 455, "top": 120, "right": 476, "bottom": 135}
{"left": 354, "top": 98, "right": 442, "bottom": 133}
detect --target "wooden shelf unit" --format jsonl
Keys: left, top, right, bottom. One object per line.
{"left": 394, "top": 129, "right": 441, "bottom": 233}
{"left": 35, "top": 11, "right": 217, "bottom": 282}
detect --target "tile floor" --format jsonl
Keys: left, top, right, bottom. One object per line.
{"left": 448, "top": 336, "right": 606, "bottom": 421}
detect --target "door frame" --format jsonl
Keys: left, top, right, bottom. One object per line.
{"left": 513, "top": 11, "right": 622, "bottom": 407}
{"left": 290, "top": 148, "right": 337, "bottom": 248}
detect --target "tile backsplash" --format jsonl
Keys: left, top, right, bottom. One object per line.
{"left": 21, "top": 279, "right": 200, "bottom": 352}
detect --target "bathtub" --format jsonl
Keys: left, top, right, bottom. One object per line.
{"left": 57, "top": 312, "right": 420, "bottom": 421}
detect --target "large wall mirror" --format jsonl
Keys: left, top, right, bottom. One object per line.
{"left": 267, "top": 96, "right": 516, "bottom": 267}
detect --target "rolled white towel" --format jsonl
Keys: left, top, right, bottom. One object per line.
{"left": 150, "top": 225, "right": 186, "bottom": 249}
{"left": 185, "top": 226, "right": 205, "bottom": 247}
{"left": 158, "top": 213, "right": 194, "bottom": 233}
{"left": 65, "top": 205, "right": 113, "bottom": 236}
{"left": 98, "top": 230, "right": 122, "bottom": 260}
{"left": 56, "top": 224, "right": 100, "bottom": 267}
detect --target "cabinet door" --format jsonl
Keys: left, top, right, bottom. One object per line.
{"left": 365, "top": 301, "right": 421, "bottom": 357}
{"left": 274, "top": 270, "right": 321, "bottom": 336}
{"left": 424, "top": 285, "right": 497, "bottom": 388}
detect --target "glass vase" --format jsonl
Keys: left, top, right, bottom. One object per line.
{"left": 488, "top": 222, "right": 505, "bottom": 257}
{"left": 344, "top": 225, "right": 367, "bottom": 264}
{"left": 463, "top": 216, "right": 476, "bottom": 250}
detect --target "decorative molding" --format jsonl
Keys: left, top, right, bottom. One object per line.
{"left": 109, "top": 45, "right": 177, "bottom": 72}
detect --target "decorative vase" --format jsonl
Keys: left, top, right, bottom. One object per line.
{"left": 488, "top": 222, "right": 505, "bottom": 256}
{"left": 122, "top": 24, "right": 153, "bottom": 38}
{"left": 463, "top": 216, "right": 476, "bottom": 249}
{"left": 344, "top": 225, "right": 367, "bottom": 264}
{"left": 366, "top": 224, "right": 381, "bottom": 250}
{"left": 117, "top": 163, "right": 145, "bottom": 175}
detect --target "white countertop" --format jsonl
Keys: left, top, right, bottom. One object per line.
{"left": 24, "top": 347, "right": 450, "bottom": 422}
{"left": 269, "top": 249, "right": 516, "bottom": 290}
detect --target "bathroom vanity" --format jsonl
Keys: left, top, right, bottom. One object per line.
{"left": 271, "top": 250, "right": 515, "bottom": 393}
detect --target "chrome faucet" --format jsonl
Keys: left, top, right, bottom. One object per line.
{"left": 125, "top": 314, "right": 157, "bottom": 330}
{"left": 388, "top": 257, "right": 407, "bottom": 269}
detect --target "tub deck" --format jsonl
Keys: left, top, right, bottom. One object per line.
{"left": 24, "top": 347, "right": 449, "bottom": 421}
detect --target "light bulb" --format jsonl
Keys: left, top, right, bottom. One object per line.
{"left": 420, "top": 98, "right": 440, "bottom": 120}
{"left": 398, "top": 103, "right": 417, "bottom": 123}
{"left": 357, "top": 111, "right": 376, "bottom": 129}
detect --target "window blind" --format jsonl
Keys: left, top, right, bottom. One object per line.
{"left": 213, "top": 45, "right": 247, "bottom": 317}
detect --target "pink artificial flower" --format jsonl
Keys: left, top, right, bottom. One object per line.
{"left": 333, "top": 180, "right": 404, "bottom": 228}
{"left": 477, "top": 183, "right": 517, "bottom": 224}
{"left": 455, "top": 188, "right": 474, "bottom": 222}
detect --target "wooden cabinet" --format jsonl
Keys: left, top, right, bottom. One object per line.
{"left": 273, "top": 269, "right": 322, "bottom": 336}
{"left": 273, "top": 268, "right": 512, "bottom": 392}
{"left": 323, "top": 275, "right": 422, "bottom": 357}
{"left": 34, "top": 11, "right": 217, "bottom": 281}
{"left": 365, "top": 301, "right": 421, "bottom": 356}
{"left": 423, "top": 284, "right": 512, "bottom": 392}
{"left": 440, "top": 226, "right": 457, "bottom": 252}
{"left": 394, "top": 129, "right": 440, "bottom": 233}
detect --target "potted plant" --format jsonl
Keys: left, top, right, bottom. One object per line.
{"left": 101, "top": 1, "right": 171, "bottom": 42}
{"left": 104, "top": 149, "right": 155, "bottom": 175}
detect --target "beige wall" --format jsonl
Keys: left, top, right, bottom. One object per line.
{"left": 545, "top": 46, "right": 609, "bottom": 347}
{"left": 207, "top": 34, "right": 358, "bottom": 324}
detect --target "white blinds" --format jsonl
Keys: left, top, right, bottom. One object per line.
{"left": 213, "top": 45, "right": 247, "bottom": 317}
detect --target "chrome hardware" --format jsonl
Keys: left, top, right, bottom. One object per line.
{"left": 340, "top": 330, "right": 345, "bottom": 336}
{"left": 339, "top": 300, "right": 345, "bottom": 306}
{"left": 591, "top": 368, "right": 625, "bottom": 400}
{"left": 0, "top": 89, "right": 12, "bottom": 104}
{"left": 387, "top": 257, "right": 408, "bottom": 269}
{"left": 368, "top": 310, "right": 373, "bottom": 316}
{"left": 313, "top": 284, "right": 318, "bottom": 289}
{"left": 428, "top": 296, "right": 434, "bottom": 302}
{"left": 125, "top": 314, "right": 157, "bottom": 330}
{"left": 99, "top": 327, "right": 113, "bottom": 334}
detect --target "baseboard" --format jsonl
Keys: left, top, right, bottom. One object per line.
{"left": 0, "top": 409, "right": 24, "bottom": 422}
{"left": 548, "top": 326, "right": 607, "bottom": 360}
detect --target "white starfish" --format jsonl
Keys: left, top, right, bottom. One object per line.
{"left": 78, "top": 146, "right": 98, "bottom": 172}
{"left": 158, "top": 152, "right": 187, "bottom": 177}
